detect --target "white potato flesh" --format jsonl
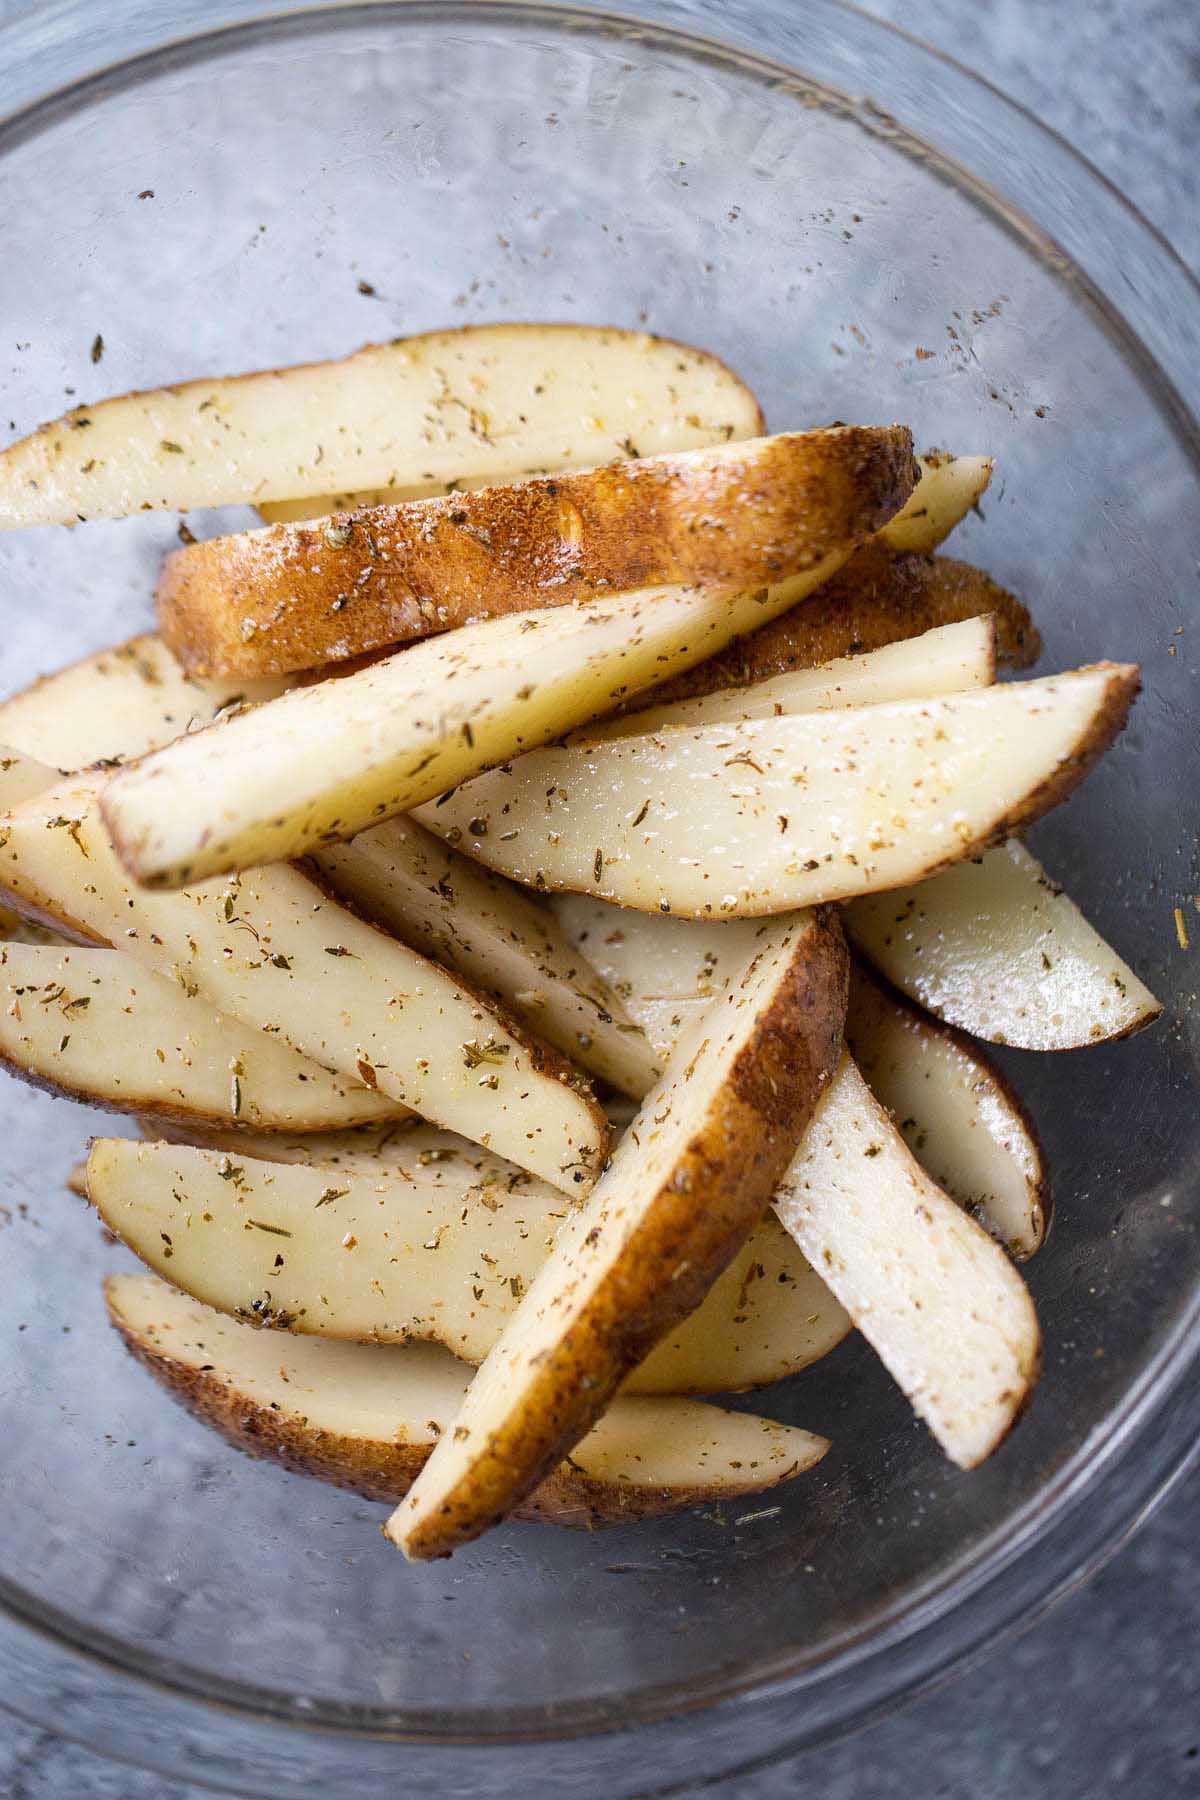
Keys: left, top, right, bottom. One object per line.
{"left": 844, "top": 969, "right": 1047, "bottom": 1258}
{"left": 772, "top": 1049, "right": 1039, "bottom": 1467}
{"left": 0, "top": 634, "right": 291, "bottom": 770}
{"left": 555, "top": 896, "right": 1044, "bottom": 1445}
{"left": 844, "top": 839, "right": 1161, "bottom": 1049}
{"left": 88, "top": 1133, "right": 849, "bottom": 1395}
{"left": 554, "top": 897, "right": 764, "bottom": 1062}
{"left": 0, "top": 653, "right": 658, "bottom": 1096}
{"left": 423, "top": 665, "right": 1139, "bottom": 916}
{"left": 389, "top": 909, "right": 846, "bottom": 1556}
{"left": 101, "top": 564, "right": 860, "bottom": 888}
{"left": 0, "top": 942, "right": 397, "bottom": 1131}
{"left": 0, "top": 770, "right": 606, "bottom": 1191}
{"left": 106, "top": 1273, "right": 827, "bottom": 1519}
{"left": 314, "top": 818, "right": 660, "bottom": 1100}
{"left": 581, "top": 617, "right": 996, "bottom": 742}
{"left": 880, "top": 454, "right": 993, "bottom": 555}
{"left": 0, "top": 324, "right": 763, "bottom": 528}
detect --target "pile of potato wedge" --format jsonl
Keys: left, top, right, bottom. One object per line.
{"left": 0, "top": 321, "right": 1160, "bottom": 1560}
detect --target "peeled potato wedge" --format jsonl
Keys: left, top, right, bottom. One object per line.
{"left": 388, "top": 906, "right": 847, "bottom": 1558}
{"left": 584, "top": 616, "right": 995, "bottom": 741}
{"left": 844, "top": 839, "right": 1162, "bottom": 1050}
{"left": 0, "top": 323, "right": 765, "bottom": 529}
{"left": 314, "top": 818, "right": 660, "bottom": 1100}
{"left": 844, "top": 966, "right": 1047, "bottom": 1258}
{"left": 86, "top": 1131, "right": 850, "bottom": 1395}
{"left": 772, "top": 1047, "right": 1039, "bottom": 1468}
{"left": 106, "top": 1274, "right": 829, "bottom": 1522}
{"left": 159, "top": 428, "right": 919, "bottom": 679}
{"left": 423, "top": 664, "right": 1140, "bottom": 916}
{"left": 880, "top": 453, "right": 994, "bottom": 555}
{"left": 0, "top": 634, "right": 291, "bottom": 769}
{"left": 0, "top": 942, "right": 400, "bottom": 1132}
{"left": 101, "top": 423, "right": 918, "bottom": 888}
{"left": 0, "top": 765, "right": 607, "bottom": 1191}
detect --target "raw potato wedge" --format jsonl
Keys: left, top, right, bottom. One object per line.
{"left": 107, "top": 1274, "right": 829, "bottom": 1522}
{"left": 66, "top": 1161, "right": 88, "bottom": 1198}
{"left": 158, "top": 428, "right": 918, "bottom": 678}
{"left": 388, "top": 906, "right": 847, "bottom": 1558}
{"left": 772, "top": 1048, "right": 1040, "bottom": 1467}
{"left": 555, "top": 892, "right": 1042, "bottom": 1250}
{"left": 0, "top": 323, "right": 765, "bottom": 529}
{"left": 0, "top": 769, "right": 607, "bottom": 1190}
{"left": 880, "top": 453, "right": 994, "bottom": 555}
{"left": 844, "top": 839, "right": 1162, "bottom": 1049}
{"left": 102, "top": 421, "right": 918, "bottom": 888}
{"left": 585, "top": 616, "right": 995, "bottom": 741}
{"left": 86, "top": 1133, "right": 850, "bottom": 1395}
{"left": 253, "top": 322, "right": 766, "bottom": 526}
{"left": 422, "top": 664, "right": 1140, "bottom": 916}
{"left": 0, "top": 634, "right": 291, "bottom": 769}
{"left": 0, "top": 942, "right": 400, "bottom": 1132}
{"left": 314, "top": 818, "right": 660, "bottom": 1099}
{"left": 555, "top": 894, "right": 1042, "bottom": 1441}
{"left": 0, "top": 655, "right": 660, "bottom": 1096}
{"left": 636, "top": 544, "right": 1038, "bottom": 717}
{"left": 554, "top": 897, "right": 766, "bottom": 1060}
{"left": 844, "top": 967, "right": 1047, "bottom": 1258}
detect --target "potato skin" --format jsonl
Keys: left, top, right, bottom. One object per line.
{"left": 157, "top": 427, "right": 918, "bottom": 677}
{"left": 397, "top": 907, "right": 848, "bottom": 1558}
{"left": 109, "top": 1305, "right": 821, "bottom": 1528}
{"left": 632, "top": 542, "right": 1040, "bottom": 714}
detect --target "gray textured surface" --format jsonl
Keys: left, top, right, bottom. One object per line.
{"left": 0, "top": 0, "right": 1196, "bottom": 1794}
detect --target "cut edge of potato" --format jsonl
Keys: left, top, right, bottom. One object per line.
{"left": 105, "top": 1273, "right": 830, "bottom": 1525}
{"left": 389, "top": 905, "right": 847, "bottom": 1558}
{"left": 773, "top": 1048, "right": 1040, "bottom": 1468}
{"left": 845, "top": 963, "right": 1049, "bottom": 1259}
{"left": 158, "top": 427, "right": 920, "bottom": 680}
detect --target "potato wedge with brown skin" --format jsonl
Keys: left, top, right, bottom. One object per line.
{"left": 556, "top": 892, "right": 1042, "bottom": 1248}
{"left": 844, "top": 966, "right": 1048, "bottom": 1259}
{"left": 0, "top": 942, "right": 400, "bottom": 1133}
{"left": 106, "top": 1274, "right": 829, "bottom": 1523}
{"left": 66, "top": 1161, "right": 88, "bottom": 1199}
{"left": 0, "top": 323, "right": 764, "bottom": 529}
{"left": 86, "top": 1132, "right": 849, "bottom": 1395}
{"left": 158, "top": 428, "right": 917, "bottom": 679}
{"left": 773, "top": 1047, "right": 1039, "bottom": 1468}
{"left": 844, "top": 839, "right": 1162, "bottom": 1050}
{"left": 0, "top": 769, "right": 607, "bottom": 1191}
{"left": 0, "top": 634, "right": 292, "bottom": 769}
{"left": 553, "top": 896, "right": 1040, "bottom": 1460}
{"left": 313, "top": 818, "right": 660, "bottom": 1100}
{"left": 101, "top": 424, "right": 917, "bottom": 889}
{"left": 879, "top": 452, "right": 994, "bottom": 555}
{"left": 633, "top": 544, "right": 1038, "bottom": 719}
{"left": 583, "top": 616, "right": 996, "bottom": 742}
{"left": 388, "top": 906, "right": 846, "bottom": 1558}
{"left": 422, "top": 664, "right": 1140, "bottom": 917}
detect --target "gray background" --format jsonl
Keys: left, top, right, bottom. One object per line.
{"left": 0, "top": 0, "right": 1196, "bottom": 1794}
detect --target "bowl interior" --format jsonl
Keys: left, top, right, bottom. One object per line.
{"left": 0, "top": 0, "right": 1197, "bottom": 1755}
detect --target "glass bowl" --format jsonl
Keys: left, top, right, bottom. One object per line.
{"left": 0, "top": 3, "right": 1196, "bottom": 1794}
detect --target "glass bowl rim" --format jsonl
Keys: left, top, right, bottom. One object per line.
{"left": 0, "top": 0, "right": 1196, "bottom": 1772}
